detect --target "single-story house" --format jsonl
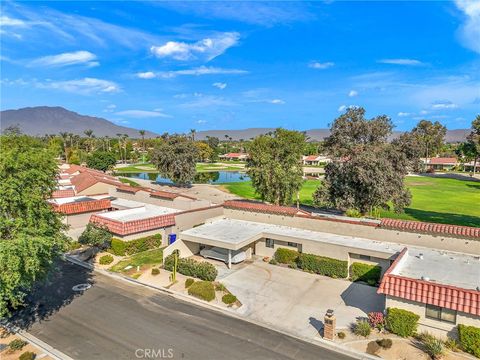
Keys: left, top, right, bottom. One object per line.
{"left": 219, "top": 153, "right": 249, "bottom": 161}
{"left": 379, "top": 247, "right": 480, "bottom": 337}
{"left": 57, "top": 164, "right": 123, "bottom": 196}
{"left": 302, "top": 155, "right": 330, "bottom": 166}
{"left": 422, "top": 157, "right": 458, "bottom": 171}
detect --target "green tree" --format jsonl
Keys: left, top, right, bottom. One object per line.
{"left": 411, "top": 120, "right": 447, "bottom": 167}
{"left": 78, "top": 223, "right": 111, "bottom": 249}
{"left": 314, "top": 107, "right": 412, "bottom": 214}
{"left": 465, "top": 115, "right": 480, "bottom": 176}
{"left": 86, "top": 151, "right": 117, "bottom": 172}
{"left": 246, "top": 129, "right": 305, "bottom": 205}
{"left": 151, "top": 136, "right": 198, "bottom": 186}
{"left": 0, "top": 133, "right": 68, "bottom": 316}
{"left": 195, "top": 142, "right": 214, "bottom": 162}
{"left": 139, "top": 130, "right": 146, "bottom": 152}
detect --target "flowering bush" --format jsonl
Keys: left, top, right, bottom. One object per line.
{"left": 368, "top": 312, "right": 385, "bottom": 330}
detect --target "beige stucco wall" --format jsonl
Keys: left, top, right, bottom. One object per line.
{"left": 110, "top": 188, "right": 210, "bottom": 210}
{"left": 113, "top": 228, "right": 169, "bottom": 243}
{"left": 174, "top": 206, "right": 224, "bottom": 233}
{"left": 162, "top": 239, "right": 200, "bottom": 261}
{"left": 64, "top": 210, "right": 108, "bottom": 229}
{"left": 386, "top": 296, "right": 480, "bottom": 338}
{"left": 224, "top": 209, "right": 480, "bottom": 255}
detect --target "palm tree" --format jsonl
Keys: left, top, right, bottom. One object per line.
{"left": 59, "top": 131, "right": 69, "bottom": 160}
{"left": 116, "top": 133, "right": 123, "bottom": 163}
{"left": 190, "top": 129, "right": 196, "bottom": 141}
{"left": 139, "top": 130, "right": 146, "bottom": 152}
{"left": 122, "top": 134, "right": 129, "bottom": 163}
{"left": 84, "top": 129, "right": 94, "bottom": 153}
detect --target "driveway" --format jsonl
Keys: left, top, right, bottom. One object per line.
{"left": 221, "top": 261, "right": 385, "bottom": 339}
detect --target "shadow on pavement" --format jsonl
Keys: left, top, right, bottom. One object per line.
{"left": 7, "top": 260, "right": 94, "bottom": 330}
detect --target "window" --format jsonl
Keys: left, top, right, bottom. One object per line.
{"left": 266, "top": 238, "right": 274, "bottom": 248}
{"left": 425, "top": 304, "right": 457, "bottom": 324}
{"left": 287, "top": 242, "right": 297, "bottom": 248}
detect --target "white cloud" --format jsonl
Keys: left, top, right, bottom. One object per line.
{"left": 309, "top": 61, "right": 334, "bottom": 69}
{"left": 38, "top": 77, "right": 120, "bottom": 95}
{"left": 196, "top": 119, "right": 207, "bottom": 124}
{"left": 30, "top": 51, "right": 98, "bottom": 68}
{"left": 270, "top": 99, "right": 285, "bottom": 104}
{"left": 136, "top": 66, "right": 248, "bottom": 79}
{"left": 103, "top": 104, "right": 117, "bottom": 113}
{"left": 0, "top": 16, "right": 26, "bottom": 27}
{"left": 348, "top": 90, "right": 358, "bottom": 97}
{"left": 136, "top": 71, "right": 156, "bottom": 79}
{"left": 431, "top": 100, "right": 459, "bottom": 109}
{"left": 181, "top": 94, "right": 235, "bottom": 108}
{"left": 378, "top": 58, "right": 424, "bottom": 66}
{"left": 150, "top": 32, "right": 240, "bottom": 61}
{"left": 454, "top": 0, "right": 480, "bottom": 53}
{"left": 338, "top": 105, "right": 347, "bottom": 112}
{"left": 420, "top": 110, "right": 429, "bottom": 115}
{"left": 397, "top": 112, "right": 411, "bottom": 117}
{"left": 213, "top": 82, "right": 227, "bottom": 89}
{"left": 115, "top": 110, "right": 171, "bottom": 118}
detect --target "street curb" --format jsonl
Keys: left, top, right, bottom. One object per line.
{"left": 2, "top": 323, "right": 74, "bottom": 360}
{"left": 64, "top": 255, "right": 377, "bottom": 360}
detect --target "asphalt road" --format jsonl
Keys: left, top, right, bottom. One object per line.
{"left": 11, "top": 261, "right": 355, "bottom": 360}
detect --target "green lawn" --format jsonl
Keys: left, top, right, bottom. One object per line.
{"left": 221, "top": 176, "right": 480, "bottom": 227}
{"left": 109, "top": 248, "right": 164, "bottom": 273}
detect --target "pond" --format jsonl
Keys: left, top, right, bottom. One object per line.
{"left": 116, "top": 171, "right": 251, "bottom": 185}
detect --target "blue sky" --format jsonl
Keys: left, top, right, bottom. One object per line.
{"left": 1, "top": 1, "right": 479, "bottom": 133}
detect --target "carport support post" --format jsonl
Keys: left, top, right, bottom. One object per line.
{"left": 228, "top": 249, "right": 232, "bottom": 269}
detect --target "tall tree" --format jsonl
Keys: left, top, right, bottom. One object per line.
{"left": 139, "top": 130, "right": 146, "bottom": 152}
{"left": 59, "top": 132, "right": 69, "bottom": 160}
{"left": 190, "top": 129, "right": 196, "bottom": 141}
{"left": 246, "top": 129, "right": 305, "bottom": 205}
{"left": 314, "top": 107, "right": 412, "bottom": 214}
{"left": 86, "top": 151, "right": 117, "bottom": 172}
{"left": 411, "top": 120, "right": 447, "bottom": 167}
{"left": 464, "top": 115, "right": 480, "bottom": 175}
{"left": 151, "top": 136, "right": 198, "bottom": 186}
{"left": 84, "top": 129, "right": 94, "bottom": 153}
{"left": 0, "top": 132, "right": 68, "bottom": 316}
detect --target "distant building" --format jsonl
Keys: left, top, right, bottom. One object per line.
{"left": 422, "top": 157, "right": 458, "bottom": 171}
{"left": 302, "top": 155, "right": 331, "bottom": 166}
{"left": 219, "top": 153, "right": 249, "bottom": 161}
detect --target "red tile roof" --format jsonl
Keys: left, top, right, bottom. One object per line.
{"left": 70, "top": 171, "right": 121, "bottom": 193}
{"left": 116, "top": 184, "right": 143, "bottom": 193}
{"left": 429, "top": 157, "right": 457, "bottom": 165}
{"left": 305, "top": 155, "right": 320, "bottom": 161}
{"left": 52, "top": 189, "right": 76, "bottom": 198}
{"left": 90, "top": 213, "right": 176, "bottom": 235}
{"left": 53, "top": 198, "right": 112, "bottom": 215}
{"left": 224, "top": 153, "right": 247, "bottom": 158}
{"left": 223, "top": 200, "right": 310, "bottom": 217}
{"left": 378, "top": 248, "right": 480, "bottom": 316}
{"left": 150, "top": 190, "right": 196, "bottom": 201}
{"left": 381, "top": 218, "right": 480, "bottom": 239}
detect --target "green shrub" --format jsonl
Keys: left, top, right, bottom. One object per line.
{"left": 366, "top": 341, "right": 380, "bottom": 355}
{"left": 222, "top": 294, "right": 237, "bottom": 305}
{"left": 337, "top": 332, "right": 346, "bottom": 339}
{"left": 296, "top": 253, "right": 348, "bottom": 278}
{"left": 386, "top": 308, "right": 420, "bottom": 337}
{"left": 99, "top": 254, "right": 114, "bottom": 265}
{"left": 110, "top": 238, "right": 127, "bottom": 256}
{"left": 125, "top": 234, "right": 162, "bottom": 255}
{"left": 188, "top": 281, "right": 215, "bottom": 302}
{"left": 8, "top": 339, "right": 28, "bottom": 351}
{"left": 79, "top": 223, "right": 111, "bottom": 249}
{"left": 151, "top": 268, "right": 160, "bottom": 275}
{"left": 458, "top": 324, "right": 480, "bottom": 358}
{"left": 131, "top": 273, "right": 141, "bottom": 279}
{"left": 164, "top": 254, "right": 218, "bottom": 281}
{"left": 215, "top": 283, "right": 226, "bottom": 292}
{"left": 376, "top": 338, "right": 393, "bottom": 349}
{"left": 354, "top": 320, "right": 371, "bottom": 337}
{"left": 19, "top": 352, "right": 36, "bottom": 360}
{"left": 345, "top": 208, "right": 362, "bottom": 218}
{"left": 350, "top": 262, "right": 381, "bottom": 285}
{"left": 68, "top": 241, "right": 82, "bottom": 251}
{"left": 185, "top": 278, "right": 194, "bottom": 288}
{"left": 274, "top": 248, "right": 299, "bottom": 264}
{"left": 421, "top": 334, "right": 444, "bottom": 360}
{"left": 269, "top": 258, "right": 278, "bottom": 265}
{"left": 444, "top": 338, "right": 460, "bottom": 352}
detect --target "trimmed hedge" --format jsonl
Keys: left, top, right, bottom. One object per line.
{"left": 99, "top": 254, "right": 114, "bottom": 265}
{"left": 350, "top": 262, "right": 381, "bottom": 284}
{"left": 274, "top": 248, "right": 299, "bottom": 264}
{"left": 164, "top": 254, "right": 218, "bottom": 281}
{"left": 458, "top": 324, "right": 480, "bottom": 358}
{"left": 185, "top": 278, "right": 194, "bottom": 288}
{"left": 296, "top": 253, "right": 348, "bottom": 278}
{"left": 110, "top": 234, "right": 162, "bottom": 256}
{"left": 9, "top": 339, "right": 27, "bottom": 351}
{"left": 188, "top": 281, "right": 215, "bottom": 302}
{"left": 151, "top": 268, "right": 160, "bottom": 275}
{"left": 386, "top": 307, "right": 420, "bottom": 337}
{"left": 19, "top": 352, "right": 36, "bottom": 360}
{"left": 222, "top": 294, "right": 237, "bottom": 305}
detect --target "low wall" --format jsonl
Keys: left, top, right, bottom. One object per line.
{"left": 225, "top": 209, "right": 480, "bottom": 255}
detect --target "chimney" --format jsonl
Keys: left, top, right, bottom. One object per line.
{"left": 324, "top": 309, "right": 336, "bottom": 341}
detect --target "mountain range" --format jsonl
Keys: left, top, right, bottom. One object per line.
{"left": 0, "top": 106, "right": 471, "bottom": 142}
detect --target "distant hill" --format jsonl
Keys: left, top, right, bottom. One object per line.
{"left": 0, "top": 106, "right": 158, "bottom": 138}
{"left": 196, "top": 128, "right": 470, "bottom": 143}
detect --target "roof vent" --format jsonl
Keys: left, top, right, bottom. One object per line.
{"left": 421, "top": 276, "right": 430, "bottom": 281}
{"left": 477, "top": 287, "right": 480, "bottom": 291}
{"left": 418, "top": 253, "right": 424, "bottom": 260}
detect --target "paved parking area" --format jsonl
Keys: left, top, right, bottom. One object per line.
{"left": 220, "top": 261, "right": 385, "bottom": 339}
